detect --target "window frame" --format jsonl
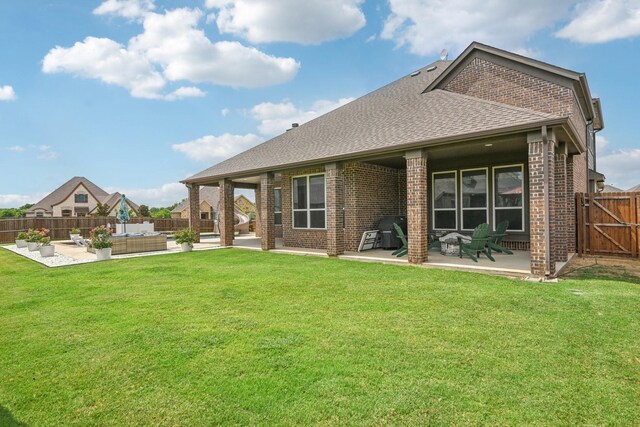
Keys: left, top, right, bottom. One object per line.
{"left": 460, "top": 167, "right": 489, "bottom": 231}
{"left": 432, "top": 170, "right": 458, "bottom": 231}
{"left": 274, "top": 187, "right": 282, "bottom": 226}
{"left": 74, "top": 193, "right": 88, "bottom": 203}
{"left": 492, "top": 164, "right": 525, "bottom": 232}
{"left": 291, "top": 174, "right": 326, "bottom": 230}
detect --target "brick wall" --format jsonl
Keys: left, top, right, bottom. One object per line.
{"left": 406, "top": 151, "right": 429, "bottom": 263}
{"left": 554, "top": 150, "right": 568, "bottom": 262}
{"left": 445, "top": 57, "right": 586, "bottom": 146}
{"left": 219, "top": 179, "right": 235, "bottom": 246}
{"left": 566, "top": 157, "right": 576, "bottom": 252}
{"left": 187, "top": 184, "right": 201, "bottom": 243}
{"left": 344, "top": 162, "right": 404, "bottom": 252}
{"left": 281, "top": 166, "right": 327, "bottom": 250}
{"left": 260, "top": 173, "right": 276, "bottom": 250}
{"left": 326, "top": 163, "right": 345, "bottom": 256}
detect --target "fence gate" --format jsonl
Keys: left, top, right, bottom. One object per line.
{"left": 577, "top": 192, "right": 639, "bottom": 258}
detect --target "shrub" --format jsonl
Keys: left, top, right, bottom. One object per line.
{"left": 70, "top": 227, "right": 81, "bottom": 234}
{"left": 16, "top": 231, "right": 28, "bottom": 240}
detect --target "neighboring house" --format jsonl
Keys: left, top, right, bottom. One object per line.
{"left": 171, "top": 187, "right": 252, "bottom": 232}
{"left": 627, "top": 184, "right": 640, "bottom": 192}
{"left": 26, "top": 176, "right": 139, "bottom": 218}
{"left": 234, "top": 194, "right": 256, "bottom": 215}
{"left": 602, "top": 184, "right": 623, "bottom": 192}
{"left": 182, "top": 42, "right": 605, "bottom": 277}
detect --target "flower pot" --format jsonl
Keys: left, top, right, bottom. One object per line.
{"left": 16, "top": 239, "right": 27, "bottom": 248}
{"left": 70, "top": 233, "right": 80, "bottom": 240}
{"left": 27, "top": 242, "right": 40, "bottom": 252}
{"left": 180, "top": 243, "right": 193, "bottom": 252}
{"left": 96, "top": 247, "right": 112, "bottom": 261}
{"left": 39, "top": 245, "right": 55, "bottom": 257}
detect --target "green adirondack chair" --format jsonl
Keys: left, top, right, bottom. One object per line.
{"left": 392, "top": 223, "right": 408, "bottom": 257}
{"left": 458, "top": 223, "right": 494, "bottom": 262}
{"left": 488, "top": 220, "right": 513, "bottom": 254}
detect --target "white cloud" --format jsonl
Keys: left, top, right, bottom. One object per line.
{"left": 596, "top": 134, "right": 610, "bottom": 151}
{"left": 205, "top": 0, "right": 365, "bottom": 44}
{"left": 42, "top": 7, "right": 300, "bottom": 100}
{"left": 6, "top": 145, "right": 24, "bottom": 152}
{"left": 93, "top": 0, "right": 155, "bottom": 20}
{"left": 104, "top": 182, "right": 187, "bottom": 206}
{"left": 556, "top": 0, "right": 640, "bottom": 43}
{"left": 598, "top": 148, "right": 640, "bottom": 189}
{"left": 0, "top": 85, "right": 17, "bottom": 101}
{"left": 0, "top": 194, "right": 36, "bottom": 208}
{"left": 251, "top": 97, "right": 354, "bottom": 136}
{"left": 36, "top": 145, "right": 59, "bottom": 160}
{"left": 380, "top": 0, "right": 574, "bottom": 56}
{"left": 221, "top": 108, "right": 230, "bottom": 116}
{"left": 172, "top": 133, "right": 263, "bottom": 162}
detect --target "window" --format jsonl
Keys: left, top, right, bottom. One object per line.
{"left": 432, "top": 171, "right": 457, "bottom": 230}
{"left": 493, "top": 165, "right": 524, "bottom": 231}
{"left": 200, "top": 212, "right": 209, "bottom": 220}
{"left": 61, "top": 209, "right": 72, "bottom": 217}
{"left": 75, "top": 193, "right": 88, "bottom": 203}
{"left": 461, "top": 168, "right": 488, "bottom": 230}
{"left": 274, "top": 188, "right": 282, "bottom": 225}
{"left": 292, "top": 174, "right": 325, "bottom": 229}
{"left": 36, "top": 211, "right": 44, "bottom": 217}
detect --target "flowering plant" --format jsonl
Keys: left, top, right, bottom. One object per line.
{"left": 26, "top": 228, "right": 49, "bottom": 243}
{"left": 174, "top": 228, "right": 197, "bottom": 248}
{"left": 40, "top": 236, "right": 52, "bottom": 247}
{"left": 90, "top": 225, "right": 113, "bottom": 249}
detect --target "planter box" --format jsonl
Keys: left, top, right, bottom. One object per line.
{"left": 15, "top": 239, "right": 27, "bottom": 248}
{"left": 180, "top": 243, "right": 193, "bottom": 252}
{"left": 87, "top": 234, "right": 167, "bottom": 255}
{"left": 95, "top": 247, "right": 112, "bottom": 261}
{"left": 39, "top": 245, "right": 55, "bottom": 257}
{"left": 27, "top": 242, "right": 40, "bottom": 252}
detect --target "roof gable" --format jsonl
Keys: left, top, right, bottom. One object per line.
{"left": 28, "top": 177, "right": 109, "bottom": 213}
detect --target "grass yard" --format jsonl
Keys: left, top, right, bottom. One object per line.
{"left": 1, "top": 249, "right": 639, "bottom": 426}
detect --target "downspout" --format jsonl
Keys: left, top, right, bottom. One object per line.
{"left": 542, "top": 126, "right": 551, "bottom": 276}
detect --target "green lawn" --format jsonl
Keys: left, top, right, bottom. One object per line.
{"left": 1, "top": 249, "right": 639, "bottom": 426}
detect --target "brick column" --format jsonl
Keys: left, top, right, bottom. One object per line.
{"left": 566, "top": 156, "right": 576, "bottom": 253}
{"left": 219, "top": 179, "right": 235, "bottom": 247}
{"left": 187, "top": 184, "right": 201, "bottom": 243}
{"left": 260, "top": 173, "right": 276, "bottom": 250}
{"left": 405, "top": 149, "right": 428, "bottom": 264}
{"left": 555, "top": 143, "right": 568, "bottom": 262}
{"left": 528, "top": 131, "right": 556, "bottom": 276}
{"left": 326, "top": 163, "right": 345, "bottom": 256}
{"left": 254, "top": 184, "right": 262, "bottom": 237}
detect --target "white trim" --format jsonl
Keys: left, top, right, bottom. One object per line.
{"left": 492, "top": 164, "right": 525, "bottom": 232}
{"left": 460, "top": 167, "right": 489, "bottom": 231}
{"left": 291, "top": 174, "right": 327, "bottom": 230}
{"left": 432, "top": 170, "right": 458, "bottom": 231}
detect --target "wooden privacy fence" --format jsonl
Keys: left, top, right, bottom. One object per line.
{"left": 0, "top": 217, "right": 218, "bottom": 244}
{"left": 577, "top": 192, "right": 640, "bottom": 258}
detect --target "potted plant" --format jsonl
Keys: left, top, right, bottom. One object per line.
{"left": 39, "top": 236, "right": 55, "bottom": 257}
{"left": 90, "top": 225, "right": 113, "bottom": 261}
{"left": 15, "top": 231, "right": 28, "bottom": 248}
{"left": 174, "top": 228, "right": 196, "bottom": 252}
{"left": 26, "top": 228, "right": 44, "bottom": 251}
{"left": 70, "top": 227, "right": 81, "bottom": 240}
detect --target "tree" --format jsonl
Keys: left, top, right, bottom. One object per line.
{"left": 138, "top": 204, "right": 150, "bottom": 217}
{"left": 94, "top": 202, "right": 110, "bottom": 217}
{"left": 151, "top": 208, "right": 172, "bottom": 218}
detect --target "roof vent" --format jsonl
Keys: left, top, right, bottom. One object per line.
{"left": 426, "top": 65, "right": 437, "bottom": 72}
{"left": 291, "top": 123, "right": 299, "bottom": 128}
{"left": 410, "top": 70, "right": 421, "bottom": 77}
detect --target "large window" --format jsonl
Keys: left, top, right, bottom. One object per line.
{"left": 292, "top": 174, "right": 325, "bottom": 229}
{"left": 61, "top": 209, "right": 72, "bottom": 217}
{"left": 493, "top": 165, "right": 524, "bottom": 231}
{"left": 74, "top": 193, "right": 88, "bottom": 203}
{"left": 461, "top": 168, "right": 488, "bottom": 230}
{"left": 432, "top": 171, "right": 457, "bottom": 230}
{"left": 274, "top": 188, "right": 282, "bottom": 225}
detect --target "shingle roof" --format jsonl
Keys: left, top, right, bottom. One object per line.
{"left": 28, "top": 176, "right": 109, "bottom": 213}
{"left": 602, "top": 184, "right": 623, "bottom": 192}
{"left": 185, "top": 59, "right": 561, "bottom": 183}
{"left": 627, "top": 184, "right": 640, "bottom": 192}
{"left": 97, "top": 192, "right": 140, "bottom": 214}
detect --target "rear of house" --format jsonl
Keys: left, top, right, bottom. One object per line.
{"left": 182, "top": 42, "right": 605, "bottom": 277}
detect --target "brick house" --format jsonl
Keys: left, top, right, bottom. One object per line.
{"left": 26, "top": 176, "right": 139, "bottom": 218}
{"left": 182, "top": 42, "right": 604, "bottom": 277}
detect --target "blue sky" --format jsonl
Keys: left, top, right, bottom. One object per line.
{"left": 1, "top": 0, "right": 639, "bottom": 207}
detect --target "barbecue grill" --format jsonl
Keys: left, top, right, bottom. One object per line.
{"left": 377, "top": 215, "right": 407, "bottom": 249}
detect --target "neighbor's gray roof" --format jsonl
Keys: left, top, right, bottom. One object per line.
{"left": 29, "top": 176, "right": 109, "bottom": 213}
{"left": 628, "top": 184, "right": 640, "bottom": 192}
{"left": 602, "top": 184, "right": 623, "bottom": 193}
{"left": 96, "top": 192, "right": 140, "bottom": 213}
{"left": 172, "top": 186, "right": 220, "bottom": 213}
{"left": 185, "top": 59, "right": 561, "bottom": 184}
